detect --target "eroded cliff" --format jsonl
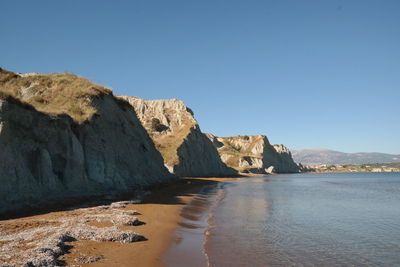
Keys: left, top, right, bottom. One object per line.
{"left": 0, "top": 70, "right": 173, "bottom": 213}
{"left": 118, "top": 96, "right": 237, "bottom": 177}
{"left": 207, "top": 134, "right": 300, "bottom": 173}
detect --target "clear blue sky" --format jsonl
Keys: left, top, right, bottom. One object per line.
{"left": 1, "top": 0, "right": 399, "bottom": 154}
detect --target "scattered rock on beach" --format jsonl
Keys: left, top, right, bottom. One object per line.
{"left": 109, "top": 200, "right": 142, "bottom": 209}
{"left": 96, "top": 205, "right": 110, "bottom": 210}
{"left": 123, "top": 210, "right": 141, "bottom": 216}
{"left": 0, "top": 204, "right": 145, "bottom": 267}
{"left": 74, "top": 254, "right": 104, "bottom": 263}
{"left": 111, "top": 214, "right": 141, "bottom": 226}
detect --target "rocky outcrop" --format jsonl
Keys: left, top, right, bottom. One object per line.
{"left": 0, "top": 201, "right": 144, "bottom": 266}
{"left": 118, "top": 96, "right": 237, "bottom": 177}
{"left": 207, "top": 134, "right": 300, "bottom": 173}
{"left": 0, "top": 70, "right": 173, "bottom": 214}
{"left": 271, "top": 144, "right": 301, "bottom": 173}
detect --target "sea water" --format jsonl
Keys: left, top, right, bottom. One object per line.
{"left": 205, "top": 173, "right": 400, "bottom": 266}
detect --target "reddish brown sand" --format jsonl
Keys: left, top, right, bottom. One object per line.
{"left": 62, "top": 177, "right": 235, "bottom": 267}
{"left": 0, "top": 177, "right": 237, "bottom": 267}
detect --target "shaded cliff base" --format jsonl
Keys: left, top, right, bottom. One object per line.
{"left": 0, "top": 176, "right": 240, "bottom": 267}
{"left": 0, "top": 188, "right": 145, "bottom": 221}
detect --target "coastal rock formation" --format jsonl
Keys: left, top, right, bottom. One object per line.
{"left": 207, "top": 134, "right": 300, "bottom": 173}
{"left": 0, "top": 202, "right": 144, "bottom": 266}
{"left": 0, "top": 69, "right": 172, "bottom": 214}
{"left": 118, "top": 96, "right": 237, "bottom": 177}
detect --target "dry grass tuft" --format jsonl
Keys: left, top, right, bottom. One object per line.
{"left": 0, "top": 69, "right": 112, "bottom": 123}
{"left": 153, "top": 118, "right": 195, "bottom": 166}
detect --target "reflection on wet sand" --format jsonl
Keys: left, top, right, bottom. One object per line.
{"left": 163, "top": 184, "right": 220, "bottom": 266}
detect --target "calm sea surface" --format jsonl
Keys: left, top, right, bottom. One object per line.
{"left": 205, "top": 173, "right": 400, "bottom": 266}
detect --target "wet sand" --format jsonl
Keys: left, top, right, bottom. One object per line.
{"left": 163, "top": 181, "right": 223, "bottom": 266}
{"left": 0, "top": 177, "right": 237, "bottom": 267}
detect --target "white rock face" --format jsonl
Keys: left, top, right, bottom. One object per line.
{"left": 119, "top": 96, "right": 193, "bottom": 131}
{"left": 208, "top": 135, "right": 300, "bottom": 174}
{"left": 265, "top": 166, "right": 275, "bottom": 174}
{"left": 239, "top": 157, "right": 263, "bottom": 168}
{"left": 119, "top": 96, "right": 237, "bottom": 177}
{"left": 0, "top": 94, "right": 173, "bottom": 214}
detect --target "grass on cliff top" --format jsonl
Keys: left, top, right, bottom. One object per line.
{"left": 0, "top": 69, "right": 111, "bottom": 123}
{"left": 152, "top": 116, "right": 195, "bottom": 166}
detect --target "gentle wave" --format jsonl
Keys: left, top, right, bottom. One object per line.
{"left": 205, "top": 173, "right": 400, "bottom": 266}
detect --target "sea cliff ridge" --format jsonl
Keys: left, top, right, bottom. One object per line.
{"left": 0, "top": 69, "right": 173, "bottom": 214}
{"left": 0, "top": 68, "right": 300, "bottom": 214}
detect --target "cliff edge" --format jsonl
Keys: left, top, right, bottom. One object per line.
{"left": 207, "top": 134, "right": 300, "bottom": 173}
{"left": 0, "top": 69, "right": 173, "bottom": 214}
{"left": 118, "top": 96, "right": 237, "bottom": 177}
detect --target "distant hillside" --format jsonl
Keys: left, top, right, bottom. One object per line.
{"left": 292, "top": 149, "right": 400, "bottom": 165}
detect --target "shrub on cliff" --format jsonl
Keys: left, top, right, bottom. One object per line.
{"left": 151, "top": 117, "right": 168, "bottom": 132}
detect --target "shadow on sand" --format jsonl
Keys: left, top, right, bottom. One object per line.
{"left": 0, "top": 176, "right": 241, "bottom": 221}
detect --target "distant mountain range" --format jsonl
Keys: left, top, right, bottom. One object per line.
{"left": 292, "top": 149, "right": 400, "bottom": 165}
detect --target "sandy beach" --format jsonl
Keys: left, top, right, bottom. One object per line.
{"left": 0, "top": 177, "right": 236, "bottom": 267}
